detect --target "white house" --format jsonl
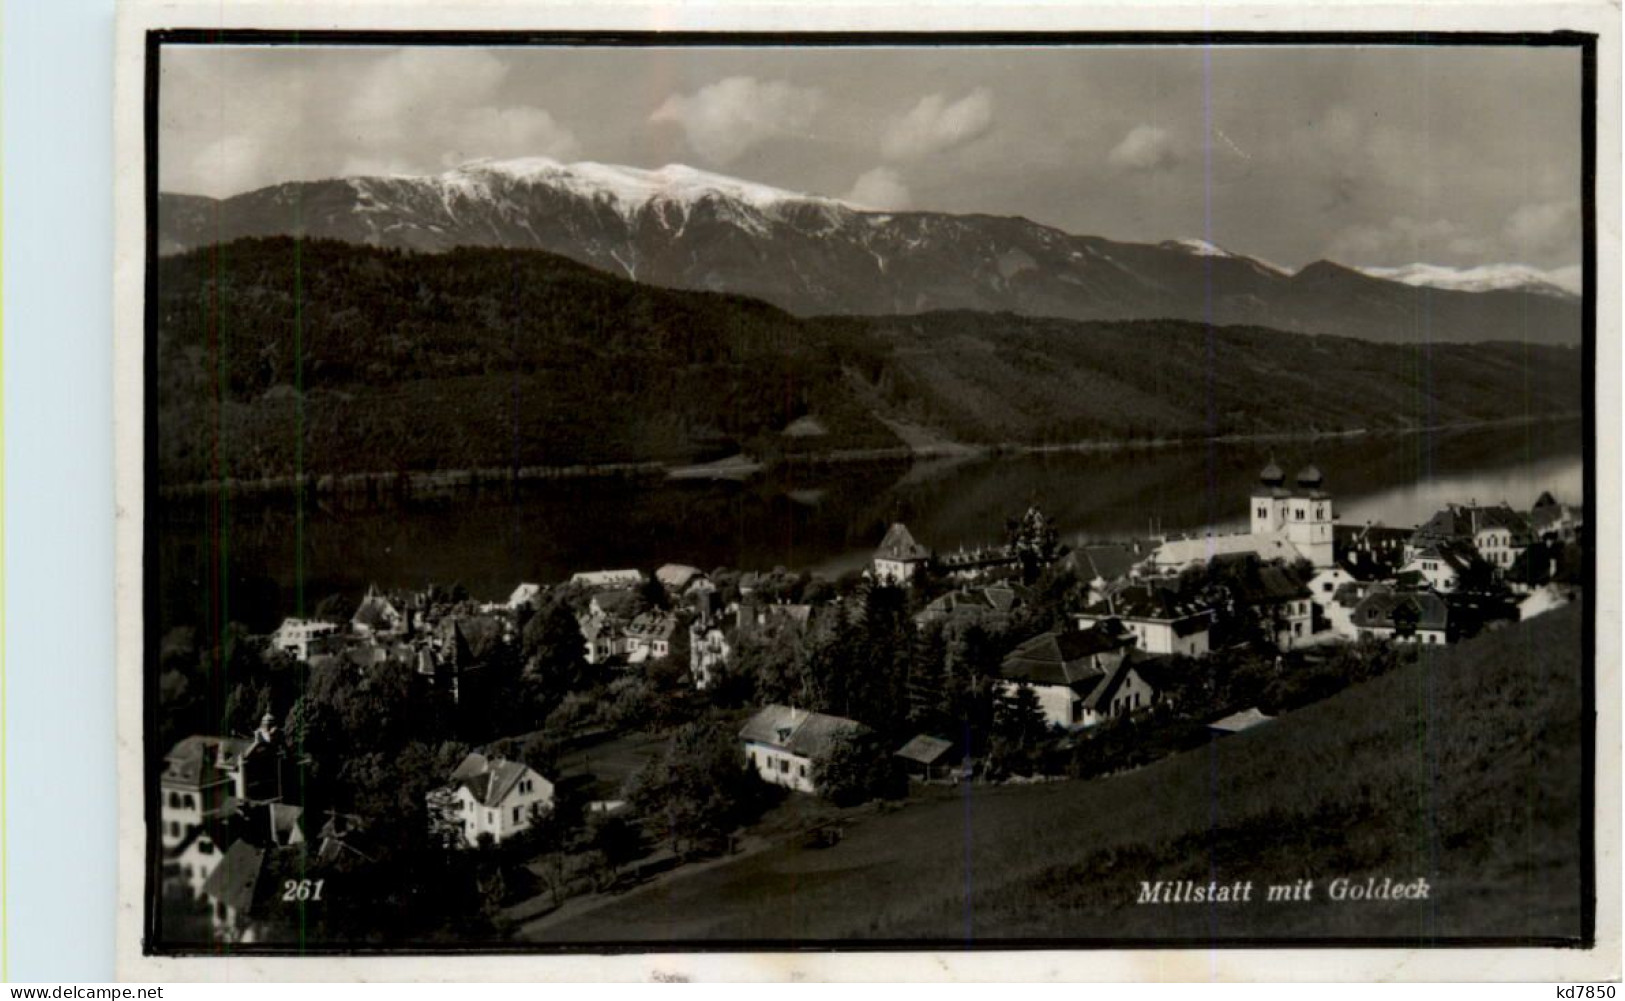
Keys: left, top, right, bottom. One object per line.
{"left": 871, "top": 523, "right": 931, "bottom": 585}
{"left": 1074, "top": 584, "right": 1214, "bottom": 658}
{"left": 1352, "top": 589, "right": 1451, "bottom": 646}
{"left": 1146, "top": 531, "right": 1305, "bottom": 576}
{"left": 1400, "top": 542, "right": 1479, "bottom": 593}
{"left": 161, "top": 735, "right": 252, "bottom": 849}
{"left": 997, "top": 627, "right": 1134, "bottom": 729}
{"left": 625, "top": 611, "right": 679, "bottom": 662}
{"left": 272, "top": 617, "right": 338, "bottom": 661}
{"left": 1307, "top": 566, "right": 1360, "bottom": 607}
{"left": 168, "top": 827, "right": 225, "bottom": 900}
{"left": 506, "top": 583, "right": 542, "bottom": 610}
{"left": 1470, "top": 506, "right": 1533, "bottom": 571}
{"left": 570, "top": 568, "right": 644, "bottom": 590}
{"left": 656, "top": 564, "right": 707, "bottom": 593}
{"left": 740, "top": 705, "right": 866, "bottom": 795}
{"left": 437, "top": 752, "right": 556, "bottom": 847}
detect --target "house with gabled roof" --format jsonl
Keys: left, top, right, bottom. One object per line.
{"left": 740, "top": 705, "right": 868, "bottom": 794}
{"left": 1400, "top": 539, "right": 1484, "bottom": 593}
{"left": 507, "top": 582, "right": 543, "bottom": 610}
{"left": 1353, "top": 588, "right": 1451, "bottom": 645}
{"left": 998, "top": 626, "right": 1133, "bottom": 729}
{"left": 914, "top": 583, "right": 1027, "bottom": 628}
{"left": 200, "top": 839, "right": 269, "bottom": 943}
{"left": 1531, "top": 491, "right": 1583, "bottom": 543}
{"left": 1220, "top": 558, "right": 1315, "bottom": 649}
{"left": 1468, "top": 504, "right": 1534, "bottom": 570}
{"left": 161, "top": 735, "right": 253, "bottom": 849}
{"left": 432, "top": 752, "right": 556, "bottom": 847}
{"left": 872, "top": 523, "right": 931, "bottom": 585}
{"left": 625, "top": 610, "right": 680, "bottom": 662}
{"left": 656, "top": 564, "right": 707, "bottom": 593}
{"left": 1074, "top": 582, "right": 1215, "bottom": 658}
{"left": 351, "top": 584, "right": 404, "bottom": 636}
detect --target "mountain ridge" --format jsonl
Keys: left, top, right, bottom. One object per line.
{"left": 157, "top": 158, "right": 1582, "bottom": 347}
{"left": 155, "top": 236, "right": 1583, "bottom": 485}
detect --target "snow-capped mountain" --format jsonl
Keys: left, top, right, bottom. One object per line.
{"left": 158, "top": 157, "right": 1581, "bottom": 346}
{"left": 1359, "top": 262, "right": 1581, "bottom": 300}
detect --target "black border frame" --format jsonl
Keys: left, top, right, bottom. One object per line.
{"left": 141, "top": 28, "right": 1601, "bottom": 957}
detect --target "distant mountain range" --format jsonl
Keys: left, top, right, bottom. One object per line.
{"left": 158, "top": 158, "right": 1581, "bottom": 346}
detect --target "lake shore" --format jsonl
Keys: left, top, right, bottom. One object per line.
{"left": 157, "top": 411, "right": 1582, "bottom": 500}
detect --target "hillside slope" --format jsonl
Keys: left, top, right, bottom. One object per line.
{"left": 533, "top": 603, "right": 1586, "bottom": 944}
{"left": 158, "top": 159, "right": 1581, "bottom": 346}
{"left": 157, "top": 238, "right": 1583, "bottom": 485}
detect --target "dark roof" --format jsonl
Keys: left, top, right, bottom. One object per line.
{"left": 1411, "top": 506, "right": 1475, "bottom": 546}
{"left": 1082, "top": 582, "right": 1214, "bottom": 624}
{"left": 353, "top": 586, "right": 400, "bottom": 629}
{"left": 1071, "top": 544, "right": 1141, "bottom": 583}
{"left": 875, "top": 523, "right": 930, "bottom": 562}
{"left": 1409, "top": 539, "right": 1481, "bottom": 575}
{"left": 1354, "top": 589, "right": 1449, "bottom": 631}
{"left": 740, "top": 705, "right": 867, "bottom": 758}
{"left": 1295, "top": 464, "right": 1324, "bottom": 489}
{"left": 1124, "top": 651, "right": 1180, "bottom": 689}
{"left": 1229, "top": 565, "right": 1312, "bottom": 605}
{"left": 626, "top": 611, "right": 679, "bottom": 641}
{"left": 163, "top": 735, "right": 252, "bottom": 788}
{"left": 1000, "top": 628, "right": 1126, "bottom": 686}
{"left": 449, "top": 752, "right": 539, "bottom": 808}
{"left": 1534, "top": 490, "right": 1558, "bottom": 509}
{"left": 201, "top": 839, "right": 266, "bottom": 912}
{"left": 591, "top": 588, "right": 639, "bottom": 619}
{"left": 1259, "top": 460, "right": 1285, "bottom": 487}
{"left": 895, "top": 734, "right": 955, "bottom": 766}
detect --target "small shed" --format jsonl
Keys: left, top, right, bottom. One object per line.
{"left": 1207, "top": 707, "right": 1274, "bottom": 737}
{"left": 895, "top": 734, "right": 957, "bottom": 781}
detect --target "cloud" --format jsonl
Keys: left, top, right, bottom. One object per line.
{"left": 844, "top": 167, "right": 911, "bottom": 210}
{"left": 1107, "top": 125, "right": 1181, "bottom": 173}
{"left": 342, "top": 50, "right": 580, "bottom": 168}
{"left": 1326, "top": 216, "right": 1491, "bottom": 265}
{"left": 881, "top": 88, "right": 994, "bottom": 161}
{"left": 1503, "top": 200, "right": 1580, "bottom": 260}
{"left": 164, "top": 49, "right": 582, "bottom": 196}
{"left": 650, "top": 77, "right": 824, "bottom": 165}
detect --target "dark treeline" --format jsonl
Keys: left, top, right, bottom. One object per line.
{"left": 157, "top": 238, "right": 1582, "bottom": 486}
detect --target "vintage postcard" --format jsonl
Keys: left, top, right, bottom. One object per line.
{"left": 113, "top": 0, "right": 1621, "bottom": 982}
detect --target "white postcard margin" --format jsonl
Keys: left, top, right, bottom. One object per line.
{"left": 111, "top": 0, "right": 1624, "bottom": 982}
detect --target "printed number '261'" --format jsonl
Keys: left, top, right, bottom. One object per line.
{"left": 282, "top": 878, "right": 325, "bottom": 902}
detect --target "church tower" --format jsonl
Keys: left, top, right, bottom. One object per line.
{"left": 1250, "top": 459, "right": 1289, "bottom": 535}
{"left": 1284, "top": 464, "right": 1335, "bottom": 569}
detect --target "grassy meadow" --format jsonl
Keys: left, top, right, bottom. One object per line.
{"left": 530, "top": 603, "right": 1586, "bottom": 945}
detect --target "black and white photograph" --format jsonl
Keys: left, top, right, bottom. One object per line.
{"left": 136, "top": 28, "right": 1599, "bottom": 960}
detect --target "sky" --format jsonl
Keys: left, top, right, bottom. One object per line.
{"left": 160, "top": 43, "right": 1584, "bottom": 273}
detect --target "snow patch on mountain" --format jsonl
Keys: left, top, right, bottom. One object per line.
{"left": 1359, "top": 262, "right": 1581, "bottom": 298}
{"left": 434, "top": 157, "right": 858, "bottom": 223}
{"left": 1163, "top": 237, "right": 1289, "bottom": 275}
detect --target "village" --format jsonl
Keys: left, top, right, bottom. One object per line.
{"left": 157, "top": 461, "right": 1585, "bottom": 944}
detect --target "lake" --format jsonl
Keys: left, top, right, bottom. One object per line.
{"left": 156, "top": 420, "right": 1584, "bottom": 635}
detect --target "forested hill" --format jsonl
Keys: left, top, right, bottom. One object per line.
{"left": 156, "top": 238, "right": 1584, "bottom": 485}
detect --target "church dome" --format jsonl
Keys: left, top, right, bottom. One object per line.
{"left": 1296, "top": 463, "right": 1324, "bottom": 489}
{"left": 1259, "top": 460, "right": 1285, "bottom": 487}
